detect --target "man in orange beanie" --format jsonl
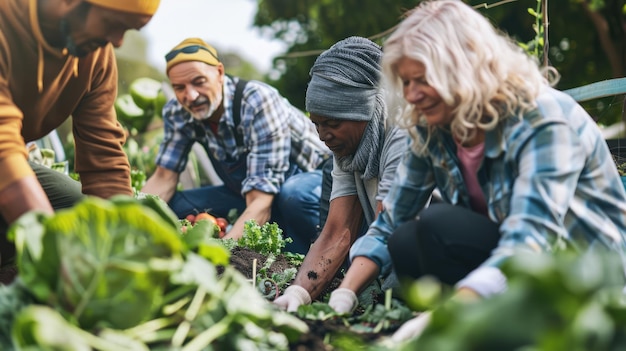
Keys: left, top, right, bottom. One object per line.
{"left": 0, "top": 0, "right": 161, "bottom": 284}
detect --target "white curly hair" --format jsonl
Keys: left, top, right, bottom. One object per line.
{"left": 382, "top": 0, "right": 559, "bottom": 154}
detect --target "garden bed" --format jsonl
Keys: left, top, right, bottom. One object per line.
{"left": 223, "top": 247, "right": 401, "bottom": 350}
{"left": 224, "top": 247, "right": 343, "bottom": 300}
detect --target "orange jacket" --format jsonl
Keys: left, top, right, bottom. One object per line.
{"left": 0, "top": 0, "right": 132, "bottom": 197}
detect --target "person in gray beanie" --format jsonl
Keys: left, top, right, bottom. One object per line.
{"left": 274, "top": 36, "right": 409, "bottom": 312}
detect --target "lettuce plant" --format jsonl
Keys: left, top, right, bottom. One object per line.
{"left": 237, "top": 220, "right": 291, "bottom": 256}
{"left": 9, "top": 196, "right": 185, "bottom": 330}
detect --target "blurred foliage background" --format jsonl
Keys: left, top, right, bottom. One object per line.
{"left": 109, "top": 0, "right": 624, "bottom": 126}
{"left": 54, "top": 0, "right": 625, "bottom": 178}
{"left": 253, "top": 0, "right": 625, "bottom": 126}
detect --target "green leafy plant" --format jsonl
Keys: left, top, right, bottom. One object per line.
{"left": 130, "top": 169, "right": 147, "bottom": 192}
{"left": 8, "top": 196, "right": 185, "bottom": 330}
{"left": 518, "top": 0, "right": 546, "bottom": 64}
{"left": 27, "top": 145, "right": 69, "bottom": 175}
{"left": 403, "top": 250, "right": 626, "bottom": 351}
{"left": 283, "top": 251, "right": 305, "bottom": 266}
{"left": 296, "top": 302, "right": 341, "bottom": 321}
{"left": 350, "top": 291, "right": 414, "bottom": 334}
{"left": 124, "top": 135, "right": 161, "bottom": 179}
{"left": 0, "top": 282, "right": 36, "bottom": 348}
{"left": 255, "top": 255, "right": 297, "bottom": 300}
{"left": 1, "top": 196, "right": 309, "bottom": 350}
{"left": 237, "top": 220, "right": 292, "bottom": 256}
{"left": 115, "top": 77, "right": 165, "bottom": 135}
{"left": 178, "top": 217, "right": 230, "bottom": 267}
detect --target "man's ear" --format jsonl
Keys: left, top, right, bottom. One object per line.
{"left": 216, "top": 63, "right": 225, "bottom": 77}
{"left": 216, "top": 63, "right": 226, "bottom": 85}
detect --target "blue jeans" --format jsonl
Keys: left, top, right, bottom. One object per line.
{"left": 168, "top": 170, "right": 323, "bottom": 255}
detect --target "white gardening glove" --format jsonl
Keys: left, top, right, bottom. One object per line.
{"left": 273, "top": 285, "right": 311, "bottom": 312}
{"left": 391, "top": 311, "right": 432, "bottom": 343}
{"left": 328, "top": 288, "right": 358, "bottom": 314}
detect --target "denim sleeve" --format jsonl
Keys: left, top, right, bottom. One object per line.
{"left": 350, "top": 149, "right": 435, "bottom": 276}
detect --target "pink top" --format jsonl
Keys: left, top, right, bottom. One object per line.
{"left": 455, "top": 139, "right": 488, "bottom": 216}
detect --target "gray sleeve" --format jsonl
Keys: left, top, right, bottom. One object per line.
{"left": 330, "top": 158, "right": 357, "bottom": 201}
{"left": 376, "top": 126, "right": 409, "bottom": 202}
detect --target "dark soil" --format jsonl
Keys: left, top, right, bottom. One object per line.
{"left": 0, "top": 265, "right": 18, "bottom": 286}
{"left": 224, "top": 246, "right": 343, "bottom": 301}
{"left": 223, "top": 247, "right": 396, "bottom": 350}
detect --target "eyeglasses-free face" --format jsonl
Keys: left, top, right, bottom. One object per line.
{"left": 309, "top": 113, "right": 368, "bottom": 158}
{"left": 168, "top": 61, "right": 224, "bottom": 121}
{"left": 165, "top": 45, "right": 218, "bottom": 62}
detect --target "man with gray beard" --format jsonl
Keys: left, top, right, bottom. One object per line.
{"left": 142, "top": 38, "right": 331, "bottom": 254}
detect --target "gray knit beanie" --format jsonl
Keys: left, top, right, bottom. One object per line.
{"left": 305, "top": 36, "right": 382, "bottom": 121}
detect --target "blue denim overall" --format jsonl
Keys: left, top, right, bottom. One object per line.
{"left": 168, "top": 144, "right": 322, "bottom": 255}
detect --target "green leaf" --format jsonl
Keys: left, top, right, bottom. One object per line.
{"left": 12, "top": 197, "right": 184, "bottom": 330}
{"left": 115, "top": 94, "right": 153, "bottom": 133}
{"left": 170, "top": 253, "right": 220, "bottom": 295}
{"left": 113, "top": 194, "right": 180, "bottom": 231}
{"left": 154, "top": 90, "right": 167, "bottom": 119}
{"left": 8, "top": 211, "right": 59, "bottom": 301}
{"left": 0, "top": 282, "right": 37, "bottom": 349}
{"left": 197, "top": 242, "right": 230, "bottom": 267}
{"left": 129, "top": 77, "right": 162, "bottom": 111}
{"left": 237, "top": 220, "right": 291, "bottom": 256}
{"left": 13, "top": 305, "right": 149, "bottom": 351}
{"left": 296, "top": 302, "right": 338, "bottom": 321}
{"left": 181, "top": 220, "right": 217, "bottom": 249}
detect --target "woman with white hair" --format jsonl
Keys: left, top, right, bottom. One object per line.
{"left": 327, "top": 0, "right": 626, "bottom": 341}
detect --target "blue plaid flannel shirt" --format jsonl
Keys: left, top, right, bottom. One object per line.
{"left": 351, "top": 87, "right": 626, "bottom": 278}
{"left": 155, "top": 75, "right": 330, "bottom": 195}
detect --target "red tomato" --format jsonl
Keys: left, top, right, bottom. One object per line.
{"left": 185, "top": 214, "right": 196, "bottom": 224}
{"left": 195, "top": 212, "right": 218, "bottom": 226}
{"left": 215, "top": 217, "right": 228, "bottom": 232}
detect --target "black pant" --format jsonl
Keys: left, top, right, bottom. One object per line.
{"left": 387, "top": 203, "right": 500, "bottom": 286}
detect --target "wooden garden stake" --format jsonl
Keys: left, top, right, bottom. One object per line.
{"left": 252, "top": 258, "right": 257, "bottom": 288}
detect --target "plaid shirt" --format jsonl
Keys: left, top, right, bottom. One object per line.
{"left": 351, "top": 87, "right": 626, "bottom": 277}
{"left": 155, "top": 76, "right": 330, "bottom": 195}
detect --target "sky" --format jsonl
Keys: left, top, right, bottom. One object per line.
{"left": 139, "top": 0, "right": 286, "bottom": 73}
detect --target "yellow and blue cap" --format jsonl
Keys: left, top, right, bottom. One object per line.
{"left": 165, "top": 38, "right": 220, "bottom": 73}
